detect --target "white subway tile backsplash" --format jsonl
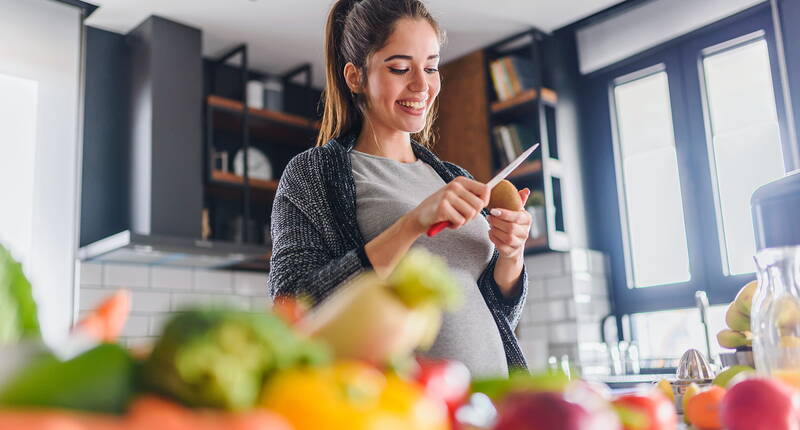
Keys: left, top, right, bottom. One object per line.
{"left": 234, "top": 272, "right": 267, "bottom": 296}
{"left": 79, "top": 287, "right": 109, "bottom": 311}
{"left": 193, "top": 270, "right": 233, "bottom": 292}
{"left": 251, "top": 297, "right": 271, "bottom": 312}
{"left": 547, "top": 300, "right": 567, "bottom": 321}
{"left": 546, "top": 275, "right": 573, "bottom": 299}
{"left": 122, "top": 315, "right": 149, "bottom": 337}
{"left": 528, "top": 279, "right": 546, "bottom": 300}
{"left": 131, "top": 291, "right": 171, "bottom": 313}
{"left": 150, "top": 267, "right": 193, "bottom": 290}
{"left": 566, "top": 249, "right": 590, "bottom": 274}
{"left": 550, "top": 321, "right": 578, "bottom": 344}
{"left": 524, "top": 253, "right": 565, "bottom": 279}
{"left": 171, "top": 292, "right": 215, "bottom": 310}
{"left": 104, "top": 263, "right": 149, "bottom": 288}
{"left": 79, "top": 262, "right": 103, "bottom": 286}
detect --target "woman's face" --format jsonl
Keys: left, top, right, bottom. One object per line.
{"left": 359, "top": 18, "right": 441, "bottom": 134}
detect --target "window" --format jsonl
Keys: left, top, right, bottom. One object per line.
{"left": 583, "top": 5, "right": 795, "bottom": 317}
{"left": 611, "top": 69, "right": 691, "bottom": 288}
{"left": 700, "top": 35, "right": 785, "bottom": 276}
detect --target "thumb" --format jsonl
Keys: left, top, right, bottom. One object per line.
{"left": 519, "top": 188, "right": 530, "bottom": 205}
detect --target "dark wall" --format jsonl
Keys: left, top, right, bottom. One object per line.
{"left": 777, "top": 0, "right": 800, "bottom": 163}
{"left": 80, "top": 26, "right": 130, "bottom": 247}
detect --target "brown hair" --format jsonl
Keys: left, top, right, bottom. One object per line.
{"left": 316, "top": 0, "right": 446, "bottom": 147}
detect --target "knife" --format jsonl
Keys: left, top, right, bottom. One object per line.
{"left": 426, "top": 142, "right": 540, "bottom": 237}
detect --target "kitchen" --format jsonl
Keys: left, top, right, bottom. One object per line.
{"left": 2, "top": 0, "right": 800, "bottom": 428}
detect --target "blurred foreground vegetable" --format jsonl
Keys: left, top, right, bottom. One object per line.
{"left": 261, "top": 360, "right": 448, "bottom": 430}
{"left": 141, "top": 308, "right": 329, "bottom": 410}
{"left": 0, "top": 244, "right": 39, "bottom": 344}
{"left": 299, "top": 248, "right": 461, "bottom": 364}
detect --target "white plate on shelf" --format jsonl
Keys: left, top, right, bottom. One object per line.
{"left": 234, "top": 147, "right": 272, "bottom": 181}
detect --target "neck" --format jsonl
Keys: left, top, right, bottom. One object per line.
{"left": 352, "top": 116, "right": 416, "bottom": 163}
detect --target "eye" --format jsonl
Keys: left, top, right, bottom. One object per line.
{"left": 389, "top": 67, "right": 409, "bottom": 74}
{"left": 425, "top": 68, "right": 439, "bottom": 74}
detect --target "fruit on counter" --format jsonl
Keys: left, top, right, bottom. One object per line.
{"left": 73, "top": 289, "right": 131, "bottom": 343}
{"left": 725, "top": 302, "right": 751, "bottom": 332}
{"left": 261, "top": 361, "right": 449, "bottom": 430}
{"left": 141, "top": 308, "right": 329, "bottom": 411}
{"left": 298, "top": 248, "right": 461, "bottom": 364}
{"left": 413, "top": 357, "right": 471, "bottom": 423}
{"left": 0, "top": 343, "right": 135, "bottom": 413}
{"left": 471, "top": 368, "right": 571, "bottom": 401}
{"left": 612, "top": 391, "right": 677, "bottom": 430}
{"left": 685, "top": 385, "right": 725, "bottom": 430}
{"left": 712, "top": 365, "right": 754, "bottom": 388}
{"left": 732, "top": 280, "right": 758, "bottom": 316}
{"left": 720, "top": 377, "right": 800, "bottom": 430}
{"left": 493, "top": 391, "right": 591, "bottom": 430}
{"left": 488, "top": 180, "right": 523, "bottom": 212}
{"left": 655, "top": 379, "right": 674, "bottom": 403}
{"left": 681, "top": 382, "right": 700, "bottom": 424}
{"left": 716, "top": 329, "right": 752, "bottom": 349}
{"left": 0, "top": 243, "right": 40, "bottom": 344}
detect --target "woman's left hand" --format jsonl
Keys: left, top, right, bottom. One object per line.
{"left": 487, "top": 188, "right": 532, "bottom": 259}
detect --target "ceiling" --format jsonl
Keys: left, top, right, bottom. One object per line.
{"left": 85, "top": 0, "right": 623, "bottom": 88}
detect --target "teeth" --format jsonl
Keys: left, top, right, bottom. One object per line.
{"left": 397, "top": 100, "right": 425, "bottom": 109}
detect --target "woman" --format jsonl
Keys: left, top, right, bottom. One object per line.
{"left": 268, "top": 0, "right": 532, "bottom": 376}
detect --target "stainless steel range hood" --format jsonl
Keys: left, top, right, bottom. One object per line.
{"left": 80, "top": 16, "right": 270, "bottom": 270}
{"left": 78, "top": 230, "right": 270, "bottom": 269}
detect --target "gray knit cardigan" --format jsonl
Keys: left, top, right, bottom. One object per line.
{"left": 267, "top": 132, "right": 529, "bottom": 369}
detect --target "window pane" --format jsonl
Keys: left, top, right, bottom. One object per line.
{"left": 613, "top": 71, "right": 691, "bottom": 288}
{"left": 633, "top": 304, "right": 727, "bottom": 362}
{"left": 702, "top": 39, "right": 785, "bottom": 276}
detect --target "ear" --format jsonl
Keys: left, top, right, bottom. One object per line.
{"left": 343, "top": 62, "right": 362, "bottom": 93}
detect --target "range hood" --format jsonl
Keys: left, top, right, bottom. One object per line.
{"left": 78, "top": 230, "right": 269, "bottom": 269}
{"left": 79, "top": 16, "right": 269, "bottom": 270}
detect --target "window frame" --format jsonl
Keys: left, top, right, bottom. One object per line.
{"left": 582, "top": 3, "right": 795, "bottom": 317}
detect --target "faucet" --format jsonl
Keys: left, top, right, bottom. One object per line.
{"left": 695, "top": 290, "right": 715, "bottom": 365}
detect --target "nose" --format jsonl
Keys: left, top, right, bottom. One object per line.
{"left": 408, "top": 66, "right": 429, "bottom": 93}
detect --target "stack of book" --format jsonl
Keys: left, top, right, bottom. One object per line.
{"left": 492, "top": 123, "right": 537, "bottom": 166}
{"left": 489, "top": 55, "right": 539, "bottom": 101}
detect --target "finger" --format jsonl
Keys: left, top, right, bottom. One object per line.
{"left": 442, "top": 200, "right": 467, "bottom": 228}
{"left": 456, "top": 177, "right": 491, "bottom": 204}
{"left": 489, "top": 207, "right": 525, "bottom": 223}
{"left": 519, "top": 188, "right": 530, "bottom": 204}
{"left": 489, "top": 230, "right": 517, "bottom": 255}
{"left": 449, "top": 193, "right": 481, "bottom": 223}
{"left": 454, "top": 184, "right": 487, "bottom": 213}
{"left": 487, "top": 215, "right": 515, "bottom": 234}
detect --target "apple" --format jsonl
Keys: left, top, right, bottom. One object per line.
{"left": 493, "top": 391, "right": 591, "bottom": 430}
{"left": 612, "top": 392, "right": 677, "bottom": 430}
{"left": 413, "top": 357, "right": 471, "bottom": 423}
{"left": 721, "top": 378, "right": 800, "bottom": 430}
{"left": 564, "top": 380, "right": 622, "bottom": 430}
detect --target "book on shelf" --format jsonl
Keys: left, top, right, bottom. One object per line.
{"left": 492, "top": 123, "right": 538, "bottom": 167}
{"left": 488, "top": 54, "right": 540, "bottom": 102}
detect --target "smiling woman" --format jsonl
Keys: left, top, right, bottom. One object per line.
{"left": 268, "top": 0, "right": 533, "bottom": 377}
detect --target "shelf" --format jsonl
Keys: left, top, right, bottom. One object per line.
{"left": 206, "top": 170, "right": 278, "bottom": 203}
{"left": 490, "top": 88, "right": 558, "bottom": 115}
{"left": 505, "top": 160, "right": 543, "bottom": 180}
{"left": 208, "top": 95, "right": 318, "bottom": 147}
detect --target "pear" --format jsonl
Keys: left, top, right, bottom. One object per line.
{"left": 717, "top": 329, "right": 752, "bottom": 349}
{"left": 713, "top": 365, "right": 755, "bottom": 388}
{"left": 725, "top": 302, "right": 751, "bottom": 332}
{"left": 733, "top": 280, "right": 758, "bottom": 316}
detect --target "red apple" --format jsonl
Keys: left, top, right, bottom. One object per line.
{"left": 612, "top": 392, "right": 677, "bottom": 430}
{"left": 493, "top": 391, "right": 591, "bottom": 430}
{"left": 721, "top": 378, "right": 800, "bottom": 430}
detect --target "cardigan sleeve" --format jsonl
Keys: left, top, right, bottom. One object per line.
{"left": 267, "top": 156, "right": 372, "bottom": 305}
{"left": 442, "top": 161, "right": 529, "bottom": 328}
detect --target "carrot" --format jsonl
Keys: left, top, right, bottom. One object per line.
{"left": 0, "top": 409, "right": 122, "bottom": 430}
{"left": 125, "top": 396, "right": 199, "bottom": 430}
{"left": 74, "top": 290, "right": 131, "bottom": 342}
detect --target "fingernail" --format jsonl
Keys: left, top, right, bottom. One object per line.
{"left": 491, "top": 209, "right": 501, "bottom": 216}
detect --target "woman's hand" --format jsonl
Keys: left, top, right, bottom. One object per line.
{"left": 487, "top": 188, "right": 532, "bottom": 259}
{"left": 407, "top": 176, "right": 490, "bottom": 234}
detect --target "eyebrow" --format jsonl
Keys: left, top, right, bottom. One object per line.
{"left": 383, "top": 54, "right": 440, "bottom": 62}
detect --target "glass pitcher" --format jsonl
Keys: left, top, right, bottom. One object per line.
{"left": 751, "top": 246, "right": 800, "bottom": 388}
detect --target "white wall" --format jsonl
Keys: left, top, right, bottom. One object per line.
{"left": 0, "top": 0, "right": 84, "bottom": 344}
{"left": 576, "top": 0, "right": 766, "bottom": 74}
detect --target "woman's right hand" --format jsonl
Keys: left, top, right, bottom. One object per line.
{"left": 407, "top": 176, "right": 491, "bottom": 235}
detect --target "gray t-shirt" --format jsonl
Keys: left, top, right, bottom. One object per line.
{"left": 349, "top": 149, "right": 508, "bottom": 378}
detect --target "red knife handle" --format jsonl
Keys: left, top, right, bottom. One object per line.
{"left": 427, "top": 221, "right": 451, "bottom": 237}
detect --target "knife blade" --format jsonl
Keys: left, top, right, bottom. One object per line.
{"left": 427, "top": 143, "right": 540, "bottom": 237}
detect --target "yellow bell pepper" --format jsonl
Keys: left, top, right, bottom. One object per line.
{"left": 261, "top": 361, "right": 449, "bottom": 430}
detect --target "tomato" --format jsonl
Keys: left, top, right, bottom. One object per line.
{"left": 612, "top": 392, "right": 677, "bottom": 430}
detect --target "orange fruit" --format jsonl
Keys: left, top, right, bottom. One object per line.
{"left": 685, "top": 385, "right": 726, "bottom": 430}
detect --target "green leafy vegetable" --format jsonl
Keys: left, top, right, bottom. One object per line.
{"left": 0, "top": 243, "right": 40, "bottom": 344}
{"left": 388, "top": 248, "right": 461, "bottom": 310}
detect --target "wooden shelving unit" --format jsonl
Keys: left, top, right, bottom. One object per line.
{"left": 490, "top": 87, "right": 558, "bottom": 113}
{"left": 506, "top": 160, "right": 543, "bottom": 180}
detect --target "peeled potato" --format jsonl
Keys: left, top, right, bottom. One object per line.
{"left": 488, "top": 179, "right": 523, "bottom": 211}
